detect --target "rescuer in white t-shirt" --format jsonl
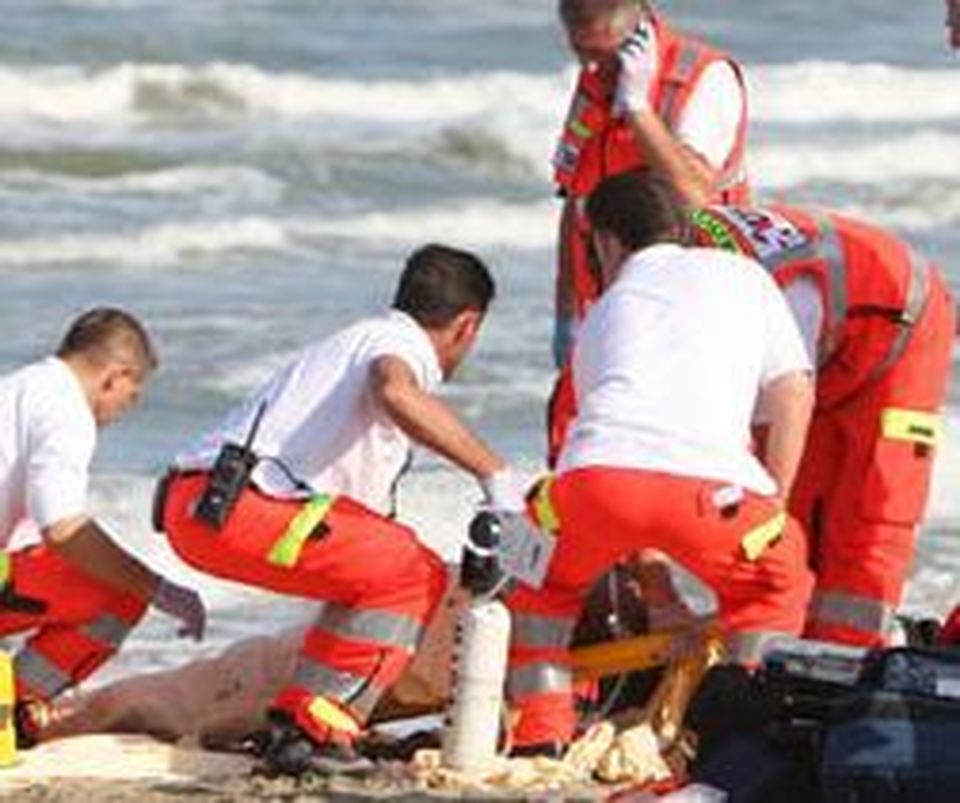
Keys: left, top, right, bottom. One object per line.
{"left": 0, "top": 308, "right": 205, "bottom": 745}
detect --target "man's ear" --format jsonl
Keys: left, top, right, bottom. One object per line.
{"left": 100, "top": 362, "right": 133, "bottom": 392}
{"left": 453, "top": 308, "right": 483, "bottom": 344}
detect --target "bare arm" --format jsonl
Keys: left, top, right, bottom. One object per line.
{"left": 758, "top": 370, "right": 814, "bottom": 500}
{"left": 43, "top": 515, "right": 159, "bottom": 601}
{"left": 623, "top": 109, "right": 715, "bottom": 205}
{"left": 370, "top": 355, "right": 505, "bottom": 480}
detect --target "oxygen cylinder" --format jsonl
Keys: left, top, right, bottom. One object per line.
{"left": 442, "top": 510, "right": 512, "bottom": 773}
{"left": 441, "top": 596, "right": 511, "bottom": 773}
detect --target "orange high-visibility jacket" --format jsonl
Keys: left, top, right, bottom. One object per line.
{"left": 690, "top": 204, "right": 938, "bottom": 409}
{"left": 553, "top": 15, "right": 751, "bottom": 320}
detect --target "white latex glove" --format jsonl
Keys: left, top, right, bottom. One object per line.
{"left": 153, "top": 577, "right": 206, "bottom": 641}
{"left": 613, "top": 21, "right": 657, "bottom": 116}
{"left": 479, "top": 467, "right": 527, "bottom": 513}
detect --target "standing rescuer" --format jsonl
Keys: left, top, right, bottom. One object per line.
{"left": 505, "top": 169, "right": 814, "bottom": 756}
{"left": 551, "top": 0, "right": 750, "bottom": 370}
{"left": 689, "top": 204, "right": 956, "bottom": 647}
{"left": 156, "top": 244, "right": 529, "bottom": 776}
{"left": 0, "top": 308, "right": 206, "bottom": 745}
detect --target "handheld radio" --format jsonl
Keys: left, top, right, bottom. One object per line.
{"left": 193, "top": 401, "right": 267, "bottom": 530}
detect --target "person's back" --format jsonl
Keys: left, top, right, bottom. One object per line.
{"left": 504, "top": 169, "right": 814, "bottom": 756}
{"left": 0, "top": 358, "right": 95, "bottom": 543}
{"left": 566, "top": 243, "right": 796, "bottom": 495}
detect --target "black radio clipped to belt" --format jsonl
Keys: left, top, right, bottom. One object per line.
{"left": 193, "top": 401, "right": 267, "bottom": 530}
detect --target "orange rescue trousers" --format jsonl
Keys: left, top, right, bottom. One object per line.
{"left": 794, "top": 272, "right": 955, "bottom": 647}
{"left": 161, "top": 472, "right": 447, "bottom": 746}
{"left": 506, "top": 467, "right": 812, "bottom": 747}
{"left": 0, "top": 546, "right": 147, "bottom": 703}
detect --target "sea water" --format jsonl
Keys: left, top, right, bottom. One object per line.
{"left": 0, "top": 0, "right": 956, "bottom": 683}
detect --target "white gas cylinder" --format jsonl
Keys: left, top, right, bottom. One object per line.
{"left": 440, "top": 597, "right": 511, "bottom": 773}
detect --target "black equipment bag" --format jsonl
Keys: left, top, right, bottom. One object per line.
{"left": 820, "top": 646, "right": 960, "bottom": 802}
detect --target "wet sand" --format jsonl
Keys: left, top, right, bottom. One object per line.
{"left": 8, "top": 775, "right": 600, "bottom": 802}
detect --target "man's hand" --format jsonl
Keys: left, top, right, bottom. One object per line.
{"left": 613, "top": 21, "right": 657, "bottom": 116}
{"left": 152, "top": 578, "right": 206, "bottom": 641}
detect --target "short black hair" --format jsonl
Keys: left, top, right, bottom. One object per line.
{"left": 393, "top": 244, "right": 495, "bottom": 327}
{"left": 585, "top": 168, "right": 688, "bottom": 252}
{"left": 56, "top": 307, "right": 157, "bottom": 372}
{"left": 559, "top": 0, "right": 650, "bottom": 28}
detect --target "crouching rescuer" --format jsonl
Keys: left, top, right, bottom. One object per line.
{"left": 155, "top": 244, "right": 530, "bottom": 775}
{"left": 0, "top": 309, "right": 205, "bottom": 745}
{"left": 503, "top": 169, "right": 816, "bottom": 756}
{"left": 689, "top": 203, "right": 955, "bottom": 647}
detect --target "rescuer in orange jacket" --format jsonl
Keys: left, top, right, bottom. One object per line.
{"left": 688, "top": 204, "right": 955, "bottom": 647}
{"left": 552, "top": 0, "right": 750, "bottom": 369}
{"left": 506, "top": 170, "right": 814, "bottom": 755}
{"left": 156, "top": 245, "right": 529, "bottom": 776}
{"left": 0, "top": 309, "right": 206, "bottom": 745}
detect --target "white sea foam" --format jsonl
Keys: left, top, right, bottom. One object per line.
{"left": 749, "top": 62, "right": 960, "bottom": 124}
{"left": 751, "top": 130, "right": 960, "bottom": 192}
{"left": 292, "top": 198, "right": 559, "bottom": 250}
{"left": 0, "top": 59, "right": 956, "bottom": 127}
{"left": 0, "top": 60, "right": 956, "bottom": 197}
{"left": 0, "top": 217, "right": 286, "bottom": 266}
{"left": 0, "top": 62, "right": 565, "bottom": 127}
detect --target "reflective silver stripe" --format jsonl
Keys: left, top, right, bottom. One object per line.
{"left": 725, "top": 631, "right": 790, "bottom": 666}
{"left": 801, "top": 212, "right": 847, "bottom": 365}
{"left": 858, "top": 250, "right": 932, "bottom": 386}
{"left": 511, "top": 613, "right": 575, "bottom": 651}
{"left": 15, "top": 649, "right": 72, "bottom": 698}
{"left": 507, "top": 662, "right": 571, "bottom": 699}
{"left": 314, "top": 604, "right": 422, "bottom": 653}
{"left": 659, "top": 43, "right": 702, "bottom": 130}
{"left": 81, "top": 613, "right": 132, "bottom": 649}
{"left": 809, "top": 590, "right": 895, "bottom": 637}
{"left": 292, "top": 658, "right": 383, "bottom": 719}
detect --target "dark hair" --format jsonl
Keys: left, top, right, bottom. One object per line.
{"left": 56, "top": 307, "right": 157, "bottom": 372}
{"left": 393, "top": 244, "right": 495, "bottom": 327}
{"left": 559, "top": 0, "right": 649, "bottom": 28}
{"left": 585, "top": 168, "right": 688, "bottom": 252}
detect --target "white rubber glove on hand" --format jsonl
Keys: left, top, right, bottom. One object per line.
{"left": 153, "top": 578, "right": 206, "bottom": 641}
{"left": 479, "top": 467, "right": 528, "bottom": 513}
{"left": 613, "top": 21, "right": 657, "bottom": 116}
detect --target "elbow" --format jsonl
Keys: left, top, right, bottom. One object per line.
{"left": 40, "top": 515, "right": 88, "bottom": 547}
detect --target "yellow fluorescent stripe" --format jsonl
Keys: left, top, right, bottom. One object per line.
{"left": 569, "top": 119, "right": 592, "bottom": 139}
{"left": 881, "top": 408, "right": 941, "bottom": 447}
{"left": 0, "top": 553, "right": 9, "bottom": 586}
{"left": 307, "top": 696, "right": 360, "bottom": 735}
{"left": 741, "top": 512, "right": 787, "bottom": 562}
{"left": 533, "top": 476, "right": 559, "bottom": 533}
{"left": 268, "top": 495, "right": 333, "bottom": 568}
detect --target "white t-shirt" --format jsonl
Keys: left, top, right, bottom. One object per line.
{"left": 559, "top": 244, "right": 812, "bottom": 495}
{"left": 675, "top": 61, "right": 744, "bottom": 170}
{"left": 647, "top": 23, "right": 744, "bottom": 169}
{"left": 753, "top": 277, "right": 822, "bottom": 425}
{"left": 783, "top": 276, "right": 823, "bottom": 365}
{"left": 0, "top": 357, "right": 96, "bottom": 545}
{"left": 176, "top": 311, "right": 443, "bottom": 515}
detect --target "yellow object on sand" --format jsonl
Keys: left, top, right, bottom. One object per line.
{"left": 0, "top": 650, "right": 17, "bottom": 767}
